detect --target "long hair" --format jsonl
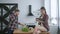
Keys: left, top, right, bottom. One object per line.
{"left": 40, "top": 7, "right": 47, "bottom": 15}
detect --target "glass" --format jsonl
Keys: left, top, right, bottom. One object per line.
{"left": 51, "top": 0, "right": 58, "bottom": 25}
{"left": 5, "top": 5, "right": 14, "bottom": 10}
{"left": 3, "top": 9, "right": 7, "bottom": 16}
{"left": 50, "top": 0, "right": 58, "bottom": 34}
{"left": 58, "top": 0, "right": 60, "bottom": 33}
{"left": 3, "top": 23, "right": 6, "bottom": 30}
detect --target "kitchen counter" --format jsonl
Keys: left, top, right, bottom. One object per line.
{"left": 13, "top": 29, "right": 33, "bottom": 34}
{"left": 13, "top": 29, "right": 50, "bottom": 34}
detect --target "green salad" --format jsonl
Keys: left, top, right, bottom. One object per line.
{"left": 22, "top": 27, "right": 29, "bottom": 32}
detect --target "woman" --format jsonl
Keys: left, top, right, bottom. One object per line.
{"left": 33, "top": 7, "right": 49, "bottom": 34}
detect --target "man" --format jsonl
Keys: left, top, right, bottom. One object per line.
{"left": 7, "top": 9, "right": 25, "bottom": 34}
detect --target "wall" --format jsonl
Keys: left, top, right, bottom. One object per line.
{"left": 0, "top": 0, "right": 59, "bottom": 34}
{"left": 0, "top": 0, "right": 44, "bottom": 28}
{"left": 17, "top": 0, "right": 44, "bottom": 24}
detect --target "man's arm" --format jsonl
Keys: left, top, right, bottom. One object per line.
{"left": 18, "top": 22, "right": 25, "bottom": 26}
{"left": 9, "top": 14, "right": 15, "bottom": 21}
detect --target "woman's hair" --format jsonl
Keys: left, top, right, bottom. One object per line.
{"left": 40, "top": 7, "right": 47, "bottom": 14}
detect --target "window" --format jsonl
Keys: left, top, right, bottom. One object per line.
{"left": 51, "top": 0, "right": 58, "bottom": 25}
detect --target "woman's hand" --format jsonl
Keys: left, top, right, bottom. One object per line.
{"left": 36, "top": 18, "right": 43, "bottom": 23}
{"left": 39, "top": 20, "right": 44, "bottom": 23}
{"left": 36, "top": 18, "right": 39, "bottom": 21}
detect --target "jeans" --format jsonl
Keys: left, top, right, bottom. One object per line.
{"left": 7, "top": 28, "right": 14, "bottom": 34}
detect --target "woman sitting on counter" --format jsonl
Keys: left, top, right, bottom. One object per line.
{"left": 33, "top": 7, "right": 49, "bottom": 34}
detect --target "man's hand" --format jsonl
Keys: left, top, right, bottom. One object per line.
{"left": 18, "top": 23, "right": 25, "bottom": 26}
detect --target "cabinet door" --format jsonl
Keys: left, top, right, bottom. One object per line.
{"left": 0, "top": 3, "right": 18, "bottom": 34}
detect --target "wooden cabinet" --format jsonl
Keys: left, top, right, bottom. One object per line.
{"left": 13, "top": 29, "right": 50, "bottom": 34}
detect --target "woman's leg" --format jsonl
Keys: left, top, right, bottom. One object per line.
{"left": 39, "top": 26, "right": 47, "bottom": 32}
{"left": 33, "top": 26, "right": 41, "bottom": 34}
{"left": 33, "top": 26, "right": 47, "bottom": 34}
